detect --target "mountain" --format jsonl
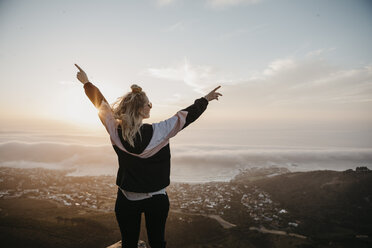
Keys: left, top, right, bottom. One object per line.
{"left": 248, "top": 168, "right": 372, "bottom": 247}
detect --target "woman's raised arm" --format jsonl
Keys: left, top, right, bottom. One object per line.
{"left": 140, "top": 86, "right": 222, "bottom": 157}
{"left": 74, "top": 64, "right": 119, "bottom": 137}
{"left": 75, "top": 64, "right": 109, "bottom": 108}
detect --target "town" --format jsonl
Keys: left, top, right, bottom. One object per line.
{"left": 0, "top": 167, "right": 297, "bottom": 231}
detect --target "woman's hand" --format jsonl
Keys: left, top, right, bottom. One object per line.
{"left": 204, "top": 86, "right": 222, "bottom": 101}
{"left": 75, "top": 64, "right": 89, "bottom": 84}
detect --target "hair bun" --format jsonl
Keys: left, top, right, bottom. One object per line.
{"left": 131, "top": 84, "right": 142, "bottom": 93}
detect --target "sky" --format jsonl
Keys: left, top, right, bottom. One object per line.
{"left": 0, "top": 0, "right": 372, "bottom": 177}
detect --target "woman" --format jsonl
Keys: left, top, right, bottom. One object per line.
{"left": 75, "top": 64, "right": 222, "bottom": 248}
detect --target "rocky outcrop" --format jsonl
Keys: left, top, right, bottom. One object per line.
{"left": 106, "top": 240, "right": 147, "bottom": 248}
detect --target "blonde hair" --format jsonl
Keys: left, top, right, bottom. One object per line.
{"left": 111, "top": 84, "right": 147, "bottom": 147}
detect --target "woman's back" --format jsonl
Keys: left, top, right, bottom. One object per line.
{"left": 117, "top": 124, "right": 153, "bottom": 155}
{"left": 114, "top": 123, "right": 172, "bottom": 193}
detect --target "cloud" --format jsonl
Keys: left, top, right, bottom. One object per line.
{"left": 220, "top": 55, "right": 372, "bottom": 114}
{"left": 147, "top": 54, "right": 372, "bottom": 123}
{"left": 306, "top": 48, "right": 336, "bottom": 57}
{"left": 262, "top": 58, "right": 296, "bottom": 76}
{"left": 0, "top": 141, "right": 117, "bottom": 176}
{"left": 1, "top": 141, "right": 371, "bottom": 181}
{"left": 147, "top": 58, "right": 222, "bottom": 94}
{"left": 171, "top": 144, "right": 372, "bottom": 181}
{"left": 171, "top": 144, "right": 372, "bottom": 182}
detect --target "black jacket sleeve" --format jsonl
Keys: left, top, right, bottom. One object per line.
{"left": 181, "top": 97, "right": 209, "bottom": 130}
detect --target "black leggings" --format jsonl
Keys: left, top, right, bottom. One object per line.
{"left": 115, "top": 188, "right": 169, "bottom": 248}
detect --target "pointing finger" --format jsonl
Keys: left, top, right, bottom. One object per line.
{"left": 213, "top": 86, "right": 221, "bottom": 92}
{"left": 74, "top": 64, "right": 84, "bottom": 72}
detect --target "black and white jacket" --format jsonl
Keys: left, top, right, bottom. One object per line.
{"left": 84, "top": 82, "right": 209, "bottom": 193}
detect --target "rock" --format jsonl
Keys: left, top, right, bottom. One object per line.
{"left": 106, "top": 240, "right": 147, "bottom": 248}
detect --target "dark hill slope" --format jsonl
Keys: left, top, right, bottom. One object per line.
{"left": 252, "top": 170, "right": 372, "bottom": 246}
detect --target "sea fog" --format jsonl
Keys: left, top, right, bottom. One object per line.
{"left": 1, "top": 128, "right": 371, "bottom": 183}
